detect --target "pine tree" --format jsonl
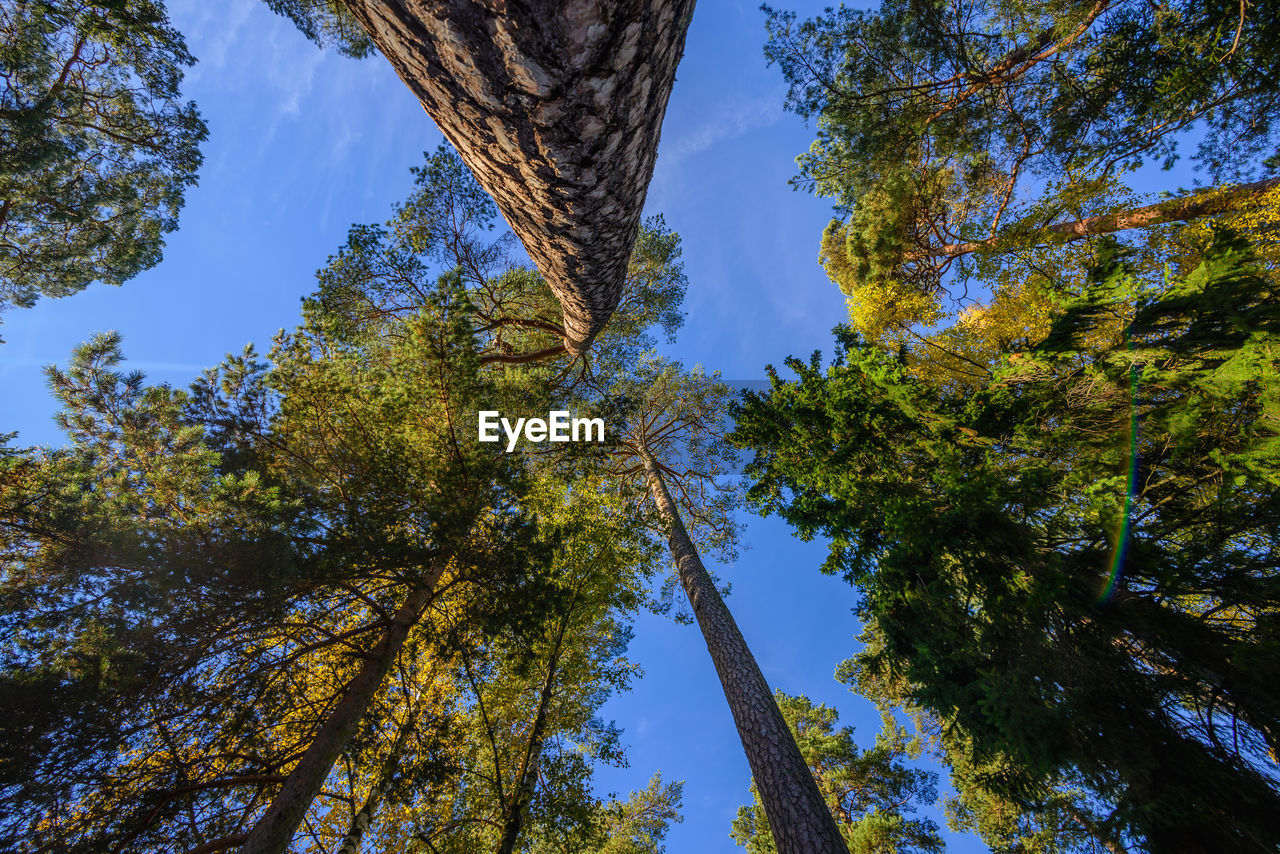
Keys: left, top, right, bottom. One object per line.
{"left": 262, "top": 0, "right": 695, "bottom": 353}
{"left": 0, "top": 144, "right": 695, "bottom": 854}
{"left": 763, "top": 0, "right": 1280, "bottom": 335}
{"left": 731, "top": 692, "right": 942, "bottom": 854}
{"left": 734, "top": 230, "right": 1280, "bottom": 851}
{"left": 0, "top": 0, "right": 206, "bottom": 316}
{"left": 580, "top": 356, "right": 852, "bottom": 854}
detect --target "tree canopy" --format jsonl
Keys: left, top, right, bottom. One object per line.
{"left": 764, "top": 0, "right": 1280, "bottom": 335}
{"left": 731, "top": 692, "right": 942, "bottom": 854}
{"left": 0, "top": 145, "right": 694, "bottom": 853}
{"left": 0, "top": 0, "right": 206, "bottom": 317}
{"left": 734, "top": 229, "right": 1280, "bottom": 851}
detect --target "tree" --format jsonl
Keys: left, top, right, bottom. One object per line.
{"left": 731, "top": 692, "right": 942, "bottom": 854}
{"left": 733, "top": 230, "right": 1280, "bottom": 851}
{"left": 0, "top": 141, "right": 698, "bottom": 853}
{"left": 0, "top": 196, "right": 543, "bottom": 852}
{"left": 0, "top": 333, "right": 311, "bottom": 852}
{"left": 0, "top": 0, "right": 206, "bottom": 316}
{"left": 231, "top": 262, "right": 546, "bottom": 854}
{"left": 764, "top": 0, "right": 1280, "bottom": 334}
{"left": 224, "top": 143, "right": 694, "bottom": 854}
{"left": 265, "top": 0, "right": 696, "bottom": 353}
{"left": 837, "top": 634, "right": 1125, "bottom": 854}
{"left": 584, "top": 356, "right": 851, "bottom": 854}
{"left": 377, "top": 476, "right": 661, "bottom": 854}
{"left": 2, "top": 0, "right": 690, "bottom": 351}
{"left": 0, "top": 274, "right": 568, "bottom": 854}
{"left": 836, "top": 185, "right": 1280, "bottom": 398}
{"left": 574, "top": 772, "right": 684, "bottom": 854}
{"left": 310, "top": 145, "right": 686, "bottom": 373}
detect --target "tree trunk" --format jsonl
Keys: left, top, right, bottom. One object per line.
{"left": 239, "top": 564, "right": 446, "bottom": 854}
{"left": 496, "top": 741, "right": 545, "bottom": 854}
{"left": 334, "top": 776, "right": 383, "bottom": 854}
{"left": 338, "top": 0, "right": 697, "bottom": 355}
{"left": 333, "top": 698, "right": 420, "bottom": 854}
{"left": 495, "top": 607, "right": 569, "bottom": 854}
{"left": 923, "top": 175, "right": 1280, "bottom": 261}
{"left": 638, "top": 451, "right": 850, "bottom": 854}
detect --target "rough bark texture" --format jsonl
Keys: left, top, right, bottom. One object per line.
{"left": 926, "top": 175, "right": 1280, "bottom": 260}
{"left": 339, "top": 0, "right": 697, "bottom": 354}
{"left": 639, "top": 451, "right": 850, "bottom": 854}
{"left": 239, "top": 568, "right": 445, "bottom": 854}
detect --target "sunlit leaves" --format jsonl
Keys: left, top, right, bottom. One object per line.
{"left": 734, "top": 231, "right": 1280, "bottom": 850}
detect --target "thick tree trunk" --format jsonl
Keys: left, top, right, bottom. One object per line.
{"left": 338, "top": 0, "right": 696, "bottom": 355}
{"left": 924, "top": 175, "right": 1280, "bottom": 261}
{"left": 239, "top": 564, "right": 446, "bottom": 854}
{"left": 638, "top": 451, "right": 850, "bottom": 854}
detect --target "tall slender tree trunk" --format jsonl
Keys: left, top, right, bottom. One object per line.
{"left": 638, "top": 450, "right": 850, "bottom": 854}
{"left": 240, "top": 561, "right": 448, "bottom": 854}
{"left": 334, "top": 698, "right": 420, "bottom": 854}
{"left": 495, "top": 608, "right": 569, "bottom": 854}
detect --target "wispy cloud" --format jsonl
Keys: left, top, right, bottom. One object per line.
{"left": 264, "top": 28, "right": 325, "bottom": 118}
{"left": 656, "top": 90, "right": 787, "bottom": 173}
{"left": 170, "top": 0, "right": 255, "bottom": 82}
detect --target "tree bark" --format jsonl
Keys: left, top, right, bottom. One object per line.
{"left": 922, "top": 175, "right": 1280, "bottom": 261}
{"left": 638, "top": 450, "right": 850, "bottom": 854}
{"left": 333, "top": 702, "right": 418, "bottom": 854}
{"left": 334, "top": 775, "right": 383, "bottom": 854}
{"left": 338, "top": 0, "right": 697, "bottom": 355}
{"left": 239, "top": 564, "right": 447, "bottom": 854}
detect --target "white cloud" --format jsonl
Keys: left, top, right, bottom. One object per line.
{"left": 264, "top": 28, "right": 325, "bottom": 117}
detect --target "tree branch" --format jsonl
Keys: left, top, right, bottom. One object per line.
{"left": 917, "top": 175, "right": 1280, "bottom": 261}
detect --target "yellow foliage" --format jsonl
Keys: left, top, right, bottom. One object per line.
{"left": 822, "top": 170, "right": 1280, "bottom": 392}
{"left": 820, "top": 221, "right": 943, "bottom": 342}
{"left": 908, "top": 277, "right": 1060, "bottom": 390}
{"left": 845, "top": 277, "right": 946, "bottom": 343}
{"left": 1152, "top": 183, "right": 1280, "bottom": 278}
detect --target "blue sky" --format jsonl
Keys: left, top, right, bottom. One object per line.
{"left": 0, "top": 2, "right": 987, "bottom": 850}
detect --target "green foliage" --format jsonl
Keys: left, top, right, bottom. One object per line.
{"left": 0, "top": 1, "right": 207, "bottom": 315}
{"left": 514, "top": 772, "right": 684, "bottom": 854}
{"left": 263, "top": 0, "right": 376, "bottom": 57}
{"left": 593, "top": 773, "right": 685, "bottom": 854}
{"left": 391, "top": 476, "right": 660, "bottom": 854}
{"left": 577, "top": 353, "right": 744, "bottom": 618}
{"left": 731, "top": 692, "right": 942, "bottom": 854}
{"left": 0, "top": 333, "right": 300, "bottom": 848}
{"left": 312, "top": 145, "right": 686, "bottom": 371}
{"left": 765, "top": 0, "right": 1280, "bottom": 331}
{"left": 0, "top": 144, "right": 696, "bottom": 852}
{"left": 0, "top": 240, "right": 550, "bottom": 851}
{"left": 733, "top": 231, "right": 1280, "bottom": 852}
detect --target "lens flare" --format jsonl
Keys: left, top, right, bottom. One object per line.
{"left": 1100, "top": 338, "right": 1140, "bottom": 604}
